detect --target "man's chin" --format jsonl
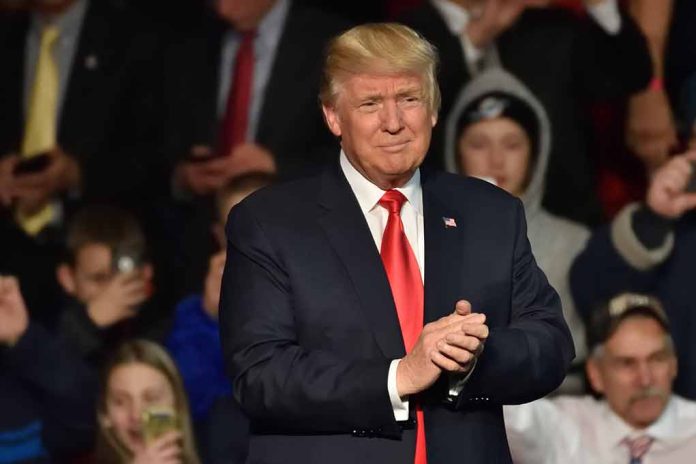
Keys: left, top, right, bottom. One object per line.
{"left": 629, "top": 397, "right": 667, "bottom": 426}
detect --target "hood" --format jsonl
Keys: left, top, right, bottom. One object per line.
{"left": 443, "top": 68, "right": 551, "bottom": 218}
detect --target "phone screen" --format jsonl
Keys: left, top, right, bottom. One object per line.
{"left": 142, "top": 408, "right": 179, "bottom": 445}
{"left": 13, "top": 153, "right": 51, "bottom": 175}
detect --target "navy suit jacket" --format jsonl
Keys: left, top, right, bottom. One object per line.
{"left": 219, "top": 159, "right": 574, "bottom": 464}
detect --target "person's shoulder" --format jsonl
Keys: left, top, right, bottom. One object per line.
{"left": 541, "top": 211, "right": 591, "bottom": 241}
{"left": 231, "top": 172, "right": 323, "bottom": 221}
{"left": 672, "top": 395, "right": 696, "bottom": 417}
{"left": 426, "top": 171, "right": 519, "bottom": 209}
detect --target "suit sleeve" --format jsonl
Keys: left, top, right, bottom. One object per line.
{"left": 569, "top": 215, "right": 663, "bottom": 323}
{"left": 219, "top": 202, "right": 397, "bottom": 434}
{"left": 455, "top": 199, "right": 575, "bottom": 407}
{"left": 4, "top": 323, "right": 98, "bottom": 458}
{"left": 572, "top": 8, "right": 652, "bottom": 98}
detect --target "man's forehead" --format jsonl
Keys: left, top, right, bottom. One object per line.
{"left": 604, "top": 317, "right": 670, "bottom": 357}
{"left": 345, "top": 72, "right": 425, "bottom": 94}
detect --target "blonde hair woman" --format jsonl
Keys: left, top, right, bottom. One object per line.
{"left": 95, "top": 339, "right": 200, "bottom": 464}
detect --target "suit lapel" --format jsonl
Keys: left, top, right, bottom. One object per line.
{"left": 422, "top": 172, "right": 465, "bottom": 324}
{"left": 316, "top": 163, "right": 406, "bottom": 360}
{"left": 0, "top": 14, "right": 29, "bottom": 153}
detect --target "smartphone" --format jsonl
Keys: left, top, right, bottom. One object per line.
{"left": 13, "top": 153, "right": 51, "bottom": 175}
{"left": 184, "top": 144, "right": 218, "bottom": 163}
{"left": 141, "top": 407, "right": 179, "bottom": 445}
{"left": 111, "top": 245, "right": 144, "bottom": 274}
{"left": 687, "top": 160, "right": 696, "bottom": 193}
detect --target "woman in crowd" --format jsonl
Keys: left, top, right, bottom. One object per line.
{"left": 445, "top": 68, "right": 590, "bottom": 392}
{"left": 94, "top": 339, "right": 200, "bottom": 464}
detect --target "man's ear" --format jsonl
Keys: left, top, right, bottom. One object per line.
{"left": 431, "top": 112, "right": 438, "bottom": 128}
{"left": 56, "top": 264, "right": 77, "bottom": 295}
{"left": 322, "top": 104, "right": 342, "bottom": 138}
{"left": 586, "top": 356, "right": 605, "bottom": 394}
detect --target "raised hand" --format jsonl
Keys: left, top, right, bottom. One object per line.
{"left": 0, "top": 276, "right": 29, "bottom": 347}
{"left": 646, "top": 151, "right": 696, "bottom": 219}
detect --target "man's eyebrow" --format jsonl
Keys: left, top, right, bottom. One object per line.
{"left": 396, "top": 86, "right": 423, "bottom": 97}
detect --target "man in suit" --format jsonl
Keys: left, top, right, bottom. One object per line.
{"left": 160, "top": 0, "right": 349, "bottom": 298}
{"left": 0, "top": 0, "right": 164, "bottom": 323}
{"left": 220, "top": 23, "right": 574, "bottom": 463}
{"left": 400, "top": 0, "right": 652, "bottom": 225}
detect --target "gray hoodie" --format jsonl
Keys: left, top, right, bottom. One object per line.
{"left": 444, "top": 68, "right": 590, "bottom": 376}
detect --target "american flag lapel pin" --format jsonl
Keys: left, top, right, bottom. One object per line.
{"left": 443, "top": 217, "right": 457, "bottom": 228}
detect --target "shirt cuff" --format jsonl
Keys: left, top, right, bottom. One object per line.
{"left": 448, "top": 358, "right": 477, "bottom": 397}
{"left": 610, "top": 202, "right": 674, "bottom": 271}
{"left": 388, "top": 359, "right": 409, "bottom": 421}
{"left": 586, "top": 0, "right": 622, "bottom": 35}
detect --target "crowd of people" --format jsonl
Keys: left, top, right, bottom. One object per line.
{"left": 1, "top": 0, "right": 696, "bottom": 463}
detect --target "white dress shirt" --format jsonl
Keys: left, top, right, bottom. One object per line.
{"left": 340, "top": 152, "right": 472, "bottom": 421}
{"left": 504, "top": 395, "right": 696, "bottom": 464}
{"left": 340, "top": 152, "right": 423, "bottom": 421}
{"left": 431, "top": 0, "right": 622, "bottom": 75}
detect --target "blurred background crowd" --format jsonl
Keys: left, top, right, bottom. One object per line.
{"left": 1, "top": 0, "right": 696, "bottom": 463}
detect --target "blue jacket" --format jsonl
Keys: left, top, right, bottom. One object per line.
{"left": 166, "top": 295, "right": 231, "bottom": 421}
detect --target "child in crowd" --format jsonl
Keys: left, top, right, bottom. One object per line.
{"left": 56, "top": 204, "right": 162, "bottom": 365}
{"left": 94, "top": 339, "right": 200, "bottom": 464}
{"left": 445, "top": 68, "right": 590, "bottom": 393}
{"left": 166, "top": 173, "right": 272, "bottom": 463}
{"left": 166, "top": 172, "right": 273, "bottom": 421}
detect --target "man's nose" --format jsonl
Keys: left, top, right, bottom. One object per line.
{"left": 636, "top": 362, "right": 654, "bottom": 387}
{"left": 380, "top": 100, "right": 404, "bottom": 134}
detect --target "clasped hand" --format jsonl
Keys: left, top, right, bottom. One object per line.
{"left": 396, "top": 300, "right": 489, "bottom": 397}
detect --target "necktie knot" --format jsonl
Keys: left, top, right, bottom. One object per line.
{"left": 378, "top": 189, "right": 407, "bottom": 215}
{"left": 40, "top": 24, "right": 60, "bottom": 48}
{"left": 623, "top": 435, "right": 654, "bottom": 462}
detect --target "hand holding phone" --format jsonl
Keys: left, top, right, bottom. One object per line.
{"left": 142, "top": 407, "right": 179, "bottom": 445}
{"left": 686, "top": 160, "right": 696, "bottom": 193}
{"left": 12, "top": 153, "right": 52, "bottom": 175}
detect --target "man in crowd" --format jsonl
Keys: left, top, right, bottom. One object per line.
{"left": 220, "top": 23, "right": 573, "bottom": 463}
{"left": 571, "top": 151, "right": 696, "bottom": 399}
{"left": 0, "top": 0, "right": 165, "bottom": 320}
{"left": 160, "top": 0, "right": 349, "bottom": 298}
{"left": 505, "top": 292, "right": 696, "bottom": 463}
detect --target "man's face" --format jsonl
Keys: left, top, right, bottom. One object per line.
{"left": 587, "top": 316, "right": 677, "bottom": 429}
{"left": 323, "top": 73, "right": 437, "bottom": 190}
{"left": 214, "top": 0, "right": 277, "bottom": 31}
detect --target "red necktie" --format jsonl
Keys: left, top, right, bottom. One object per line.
{"left": 219, "top": 30, "right": 255, "bottom": 157}
{"left": 378, "top": 190, "right": 427, "bottom": 464}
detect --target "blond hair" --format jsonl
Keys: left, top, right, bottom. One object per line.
{"left": 319, "top": 23, "right": 441, "bottom": 114}
{"left": 95, "top": 340, "right": 201, "bottom": 464}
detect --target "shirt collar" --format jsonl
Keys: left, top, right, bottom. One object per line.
{"left": 31, "top": 0, "right": 88, "bottom": 41}
{"left": 340, "top": 150, "right": 423, "bottom": 215}
{"left": 430, "top": 0, "right": 470, "bottom": 36}
{"left": 602, "top": 395, "right": 681, "bottom": 448}
{"left": 253, "top": 0, "right": 290, "bottom": 53}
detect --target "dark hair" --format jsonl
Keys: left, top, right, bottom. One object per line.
{"left": 215, "top": 171, "right": 275, "bottom": 220}
{"left": 586, "top": 293, "right": 671, "bottom": 354}
{"left": 64, "top": 204, "right": 146, "bottom": 265}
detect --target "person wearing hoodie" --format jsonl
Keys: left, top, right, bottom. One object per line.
{"left": 445, "top": 68, "right": 589, "bottom": 392}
